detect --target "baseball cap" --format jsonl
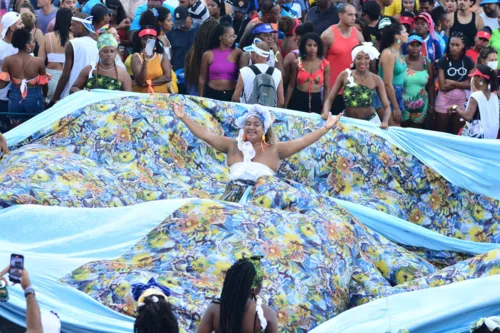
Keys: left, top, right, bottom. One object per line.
{"left": 41, "top": 311, "right": 61, "bottom": 333}
{"left": 90, "top": 4, "right": 113, "bottom": 23}
{"left": 477, "top": 30, "right": 491, "bottom": 40}
{"left": 138, "top": 27, "right": 158, "bottom": 37}
{"left": 408, "top": 35, "right": 424, "bottom": 44}
{"left": 480, "top": 0, "right": 499, "bottom": 5}
{"left": 251, "top": 23, "right": 276, "bottom": 35}
{"left": 1, "top": 12, "right": 21, "bottom": 39}
{"left": 174, "top": 6, "right": 189, "bottom": 29}
{"left": 232, "top": 0, "right": 249, "bottom": 13}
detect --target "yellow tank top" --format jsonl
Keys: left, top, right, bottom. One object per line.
{"left": 131, "top": 53, "right": 173, "bottom": 94}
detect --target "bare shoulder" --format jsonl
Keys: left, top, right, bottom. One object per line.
{"left": 320, "top": 27, "right": 334, "bottom": 42}
{"left": 232, "top": 48, "right": 243, "bottom": 56}
{"left": 263, "top": 304, "right": 277, "bottom": 322}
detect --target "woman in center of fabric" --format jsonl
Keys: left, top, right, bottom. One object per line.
{"left": 173, "top": 101, "right": 341, "bottom": 203}
{"left": 322, "top": 42, "right": 392, "bottom": 128}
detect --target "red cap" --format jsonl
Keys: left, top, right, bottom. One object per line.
{"left": 138, "top": 28, "right": 158, "bottom": 37}
{"left": 468, "top": 68, "right": 490, "bottom": 80}
{"left": 477, "top": 30, "right": 491, "bottom": 41}
{"left": 400, "top": 16, "right": 414, "bottom": 26}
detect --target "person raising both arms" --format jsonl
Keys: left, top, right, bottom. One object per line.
{"left": 321, "top": 3, "right": 364, "bottom": 115}
{"left": 322, "top": 42, "right": 391, "bottom": 128}
{"left": 173, "top": 101, "right": 341, "bottom": 203}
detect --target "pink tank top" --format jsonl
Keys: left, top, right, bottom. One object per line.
{"left": 208, "top": 48, "right": 238, "bottom": 81}
{"left": 326, "top": 25, "right": 359, "bottom": 91}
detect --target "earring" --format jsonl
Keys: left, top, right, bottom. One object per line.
{"left": 479, "top": 81, "right": 484, "bottom": 86}
{"left": 27, "top": 47, "right": 32, "bottom": 53}
{"left": 243, "top": 134, "right": 247, "bottom": 141}
{"left": 261, "top": 134, "right": 265, "bottom": 142}
{"left": 397, "top": 39, "right": 401, "bottom": 44}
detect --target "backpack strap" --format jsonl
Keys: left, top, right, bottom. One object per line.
{"left": 249, "top": 65, "right": 261, "bottom": 75}
{"left": 265, "top": 67, "right": 274, "bottom": 76}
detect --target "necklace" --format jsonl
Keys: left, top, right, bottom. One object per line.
{"left": 353, "top": 71, "right": 369, "bottom": 85}
{"left": 99, "top": 64, "right": 114, "bottom": 71}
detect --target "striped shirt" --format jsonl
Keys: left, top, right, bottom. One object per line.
{"left": 189, "top": 0, "right": 210, "bottom": 25}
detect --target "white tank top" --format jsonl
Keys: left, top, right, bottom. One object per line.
{"left": 62, "top": 36, "right": 98, "bottom": 98}
{"left": 229, "top": 161, "right": 275, "bottom": 181}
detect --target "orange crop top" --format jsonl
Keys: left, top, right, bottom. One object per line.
{"left": 296, "top": 58, "right": 329, "bottom": 93}
{"left": 0, "top": 72, "right": 51, "bottom": 100}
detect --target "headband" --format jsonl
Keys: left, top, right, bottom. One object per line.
{"left": 243, "top": 38, "right": 271, "bottom": 58}
{"left": 351, "top": 42, "right": 380, "bottom": 61}
{"left": 468, "top": 68, "right": 491, "bottom": 80}
{"left": 97, "top": 32, "right": 118, "bottom": 51}
{"left": 72, "top": 16, "right": 95, "bottom": 33}
{"left": 131, "top": 278, "right": 171, "bottom": 307}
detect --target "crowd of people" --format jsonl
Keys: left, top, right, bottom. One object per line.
{"left": 0, "top": 0, "right": 498, "bottom": 138}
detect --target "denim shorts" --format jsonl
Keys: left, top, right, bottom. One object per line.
{"left": 373, "top": 84, "right": 405, "bottom": 112}
{"left": 8, "top": 86, "right": 45, "bottom": 120}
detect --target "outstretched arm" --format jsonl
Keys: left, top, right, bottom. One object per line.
{"left": 277, "top": 112, "right": 342, "bottom": 159}
{"left": 173, "top": 101, "right": 234, "bottom": 153}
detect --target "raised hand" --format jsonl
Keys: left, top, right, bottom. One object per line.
{"left": 325, "top": 111, "right": 343, "bottom": 130}
{"left": 173, "top": 101, "right": 185, "bottom": 119}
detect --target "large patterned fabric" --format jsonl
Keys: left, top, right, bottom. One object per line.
{"left": 0, "top": 93, "right": 499, "bottom": 332}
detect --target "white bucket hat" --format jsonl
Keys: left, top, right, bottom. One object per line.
{"left": 1, "top": 12, "right": 21, "bottom": 39}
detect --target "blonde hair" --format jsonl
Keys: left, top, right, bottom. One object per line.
{"left": 21, "top": 12, "right": 37, "bottom": 31}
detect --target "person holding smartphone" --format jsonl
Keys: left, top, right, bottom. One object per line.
{"left": 130, "top": 26, "right": 173, "bottom": 93}
{"left": 1, "top": 258, "right": 45, "bottom": 333}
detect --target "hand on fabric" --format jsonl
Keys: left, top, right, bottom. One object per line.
{"left": 325, "top": 111, "right": 342, "bottom": 130}
{"left": 0, "top": 134, "right": 8, "bottom": 155}
{"left": 380, "top": 121, "right": 389, "bottom": 129}
{"left": 393, "top": 108, "right": 402, "bottom": 124}
{"left": 173, "top": 101, "right": 186, "bottom": 119}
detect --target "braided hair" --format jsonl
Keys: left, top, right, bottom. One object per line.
{"left": 219, "top": 259, "right": 259, "bottom": 333}
{"left": 446, "top": 31, "right": 467, "bottom": 60}
{"left": 134, "top": 295, "right": 179, "bottom": 333}
{"left": 184, "top": 18, "right": 219, "bottom": 88}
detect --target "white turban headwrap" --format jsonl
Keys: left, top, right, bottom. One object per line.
{"left": 351, "top": 42, "right": 380, "bottom": 62}
{"left": 234, "top": 105, "right": 274, "bottom": 162}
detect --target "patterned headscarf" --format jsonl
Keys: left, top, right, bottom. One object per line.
{"left": 97, "top": 32, "right": 118, "bottom": 51}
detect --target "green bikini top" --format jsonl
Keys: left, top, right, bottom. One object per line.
{"left": 342, "top": 70, "right": 373, "bottom": 108}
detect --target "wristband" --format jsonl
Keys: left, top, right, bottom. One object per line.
{"left": 24, "top": 286, "right": 35, "bottom": 298}
{"left": 321, "top": 126, "right": 329, "bottom": 134}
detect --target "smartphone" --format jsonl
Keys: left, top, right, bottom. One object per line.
{"left": 9, "top": 254, "right": 24, "bottom": 283}
{"left": 145, "top": 38, "right": 155, "bottom": 57}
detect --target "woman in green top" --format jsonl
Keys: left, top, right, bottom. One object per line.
{"left": 403, "top": 34, "right": 435, "bottom": 128}
{"left": 373, "top": 22, "right": 408, "bottom": 127}
{"left": 70, "top": 33, "right": 132, "bottom": 93}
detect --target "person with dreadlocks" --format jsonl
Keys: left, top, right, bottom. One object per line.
{"left": 173, "top": 100, "right": 341, "bottom": 203}
{"left": 184, "top": 17, "right": 220, "bottom": 95}
{"left": 132, "top": 278, "right": 180, "bottom": 333}
{"left": 198, "top": 257, "right": 278, "bottom": 333}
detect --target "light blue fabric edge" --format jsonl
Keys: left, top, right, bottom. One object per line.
{"left": 309, "top": 275, "right": 500, "bottom": 333}
{"left": 334, "top": 198, "right": 500, "bottom": 255}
